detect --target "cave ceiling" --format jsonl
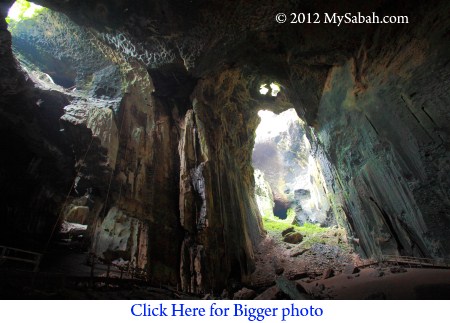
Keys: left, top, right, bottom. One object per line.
{"left": 0, "top": 0, "right": 449, "bottom": 296}
{"left": 1, "top": 0, "right": 422, "bottom": 125}
{"left": 33, "top": 0, "right": 385, "bottom": 72}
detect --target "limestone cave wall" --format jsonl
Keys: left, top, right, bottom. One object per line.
{"left": 0, "top": 4, "right": 184, "bottom": 284}
{"left": 0, "top": 0, "right": 449, "bottom": 295}
{"left": 310, "top": 5, "right": 450, "bottom": 258}
{"left": 179, "top": 70, "right": 264, "bottom": 293}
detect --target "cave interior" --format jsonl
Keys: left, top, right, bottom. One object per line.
{"left": 0, "top": 0, "right": 449, "bottom": 299}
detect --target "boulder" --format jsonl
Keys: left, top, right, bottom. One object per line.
{"left": 282, "top": 227, "right": 295, "bottom": 237}
{"left": 322, "top": 268, "right": 335, "bottom": 279}
{"left": 343, "top": 264, "right": 360, "bottom": 275}
{"left": 275, "top": 266, "right": 285, "bottom": 275}
{"left": 290, "top": 249, "right": 309, "bottom": 257}
{"left": 296, "top": 283, "right": 308, "bottom": 294}
{"left": 369, "top": 269, "right": 385, "bottom": 278}
{"left": 255, "top": 286, "right": 286, "bottom": 300}
{"left": 220, "top": 289, "right": 230, "bottom": 299}
{"left": 283, "top": 232, "right": 303, "bottom": 244}
{"left": 275, "top": 276, "right": 310, "bottom": 300}
{"left": 233, "top": 287, "right": 257, "bottom": 300}
{"left": 390, "top": 266, "right": 407, "bottom": 274}
{"left": 287, "top": 272, "right": 308, "bottom": 280}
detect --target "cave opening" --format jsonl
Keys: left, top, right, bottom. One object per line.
{"left": 2, "top": 0, "right": 128, "bottom": 262}
{"left": 0, "top": 0, "right": 449, "bottom": 301}
{"left": 6, "top": 0, "right": 42, "bottom": 23}
{"left": 259, "top": 82, "right": 281, "bottom": 97}
{"left": 7, "top": 0, "right": 78, "bottom": 90}
{"left": 252, "top": 108, "right": 329, "bottom": 226}
{"left": 250, "top": 107, "right": 352, "bottom": 292}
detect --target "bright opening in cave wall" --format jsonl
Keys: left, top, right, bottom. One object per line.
{"left": 252, "top": 108, "right": 332, "bottom": 227}
{"left": 7, "top": 0, "right": 77, "bottom": 89}
{"left": 5, "top": 0, "right": 94, "bottom": 245}
{"left": 0, "top": 0, "right": 448, "bottom": 301}
{"left": 6, "top": 0, "right": 43, "bottom": 23}
{"left": 259, "top": 82, "right": 281, "bottom": 97}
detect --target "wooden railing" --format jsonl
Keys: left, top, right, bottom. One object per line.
{"left": 0, "top": 245, "right": 42, "bottom": 272}
{"left": 356, "top": 254, "right": 450, "bottom": 269}
{"left": 380, "top": 255, "right": 450, "bottom": 268}
{"left": 87, "top": 253, "right": 148, "bottom": 282}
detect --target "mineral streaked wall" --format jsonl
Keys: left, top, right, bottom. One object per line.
{"left": 254, "top": 169, "right": 275, "bottom": 219}
{"left": 92, "top": 206, "right": 148, "bottom": 269}
{"left": 313, "top": 6, "right": 450, "bottom": 258}
{"left": 0, "top": 0, "right": 25, "bottom": 96}
{"left": 1, "top": 6, "right": 184, "bottom": 282}
{"left": 0, "top": 3, "right": 77, "bottom": 244}
{"left": 1, "top": 0, "right": 450, "bottom": 294}
{"left": 179, "top": 70, "right": 264, "bottom": 292}
{"left": 61, "top": 99, "right": 119, "bottom": 170}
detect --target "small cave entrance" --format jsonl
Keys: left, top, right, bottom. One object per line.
{"left": 7, "top": 0, "right": 77, "bottom": 89}
{"left": 252, "top": 108, "right": 329, "bottom": 227}
{"left": 273, "top": 199, "right": 290, "bottom": 220}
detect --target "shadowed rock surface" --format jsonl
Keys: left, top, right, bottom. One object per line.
{"left": 0, "top": 0, "right": 449, "bottom": 298}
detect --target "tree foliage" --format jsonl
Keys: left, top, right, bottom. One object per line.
{"left": 6, "top": 0, "right": 44, "bottom": 25}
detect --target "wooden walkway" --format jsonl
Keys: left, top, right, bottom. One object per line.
{"left": 2, "top": 245, "right": 449, "bottom": 294}
{"left": 86, "top": 253, "right": 148, "bottom": 282}
{"left": 381, "top": 255, "right": 450, "bottom": 268}
{"left": 0, "top": 248, "right": 153, "bottom": 294}
{"left": 0, "top": 245, "right": 42, "bottom": 272}
{"left": 0, "top": 247, "right": 147, "bottom": 280}
{"left": 357, "top": 255, "right": 450, "bottom": 269}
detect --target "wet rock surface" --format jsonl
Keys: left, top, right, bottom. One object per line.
{"left": 0, "top": 0, "right": 449, "bottom": 299}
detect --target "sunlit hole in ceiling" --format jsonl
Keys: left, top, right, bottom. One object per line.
{"left": 259, "top": 82, "right": 281, "bottom": 97}
{"left": 7, "top": 0, "right": 43, "bottom": 23}
{"left": 7, "top": 1, "right": 77, "bottom": 89}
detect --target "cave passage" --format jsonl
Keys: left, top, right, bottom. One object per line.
{"left": 1, "top": 0, "right": 450, "bottom": 301}
{"left": 273, "top": 199, "right": 289, "bottom": 219}
{"left": 252, "top": 108, "right": 329, "bottom": 226}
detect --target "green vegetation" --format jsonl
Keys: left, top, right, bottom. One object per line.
{"left": 297, "top": 222, "right": 327, "bottom": 235}
{"left": 286, "top": 207, "right": 295, "bottom": 218}
{"left": 262, "top": 217, "right": 296, "bottom": 232}
{"left": 263, "top": 209, "right": 273, "bottom": 218}
{"left": 6, "top": 0, "right": 45, "bottom": 25}
{"left": 262, "top": 215, "right": 350, "bottom": 251}
{"left": 299, "top": 227, "right": 351, "bottom": 251}
{"left": 262, "top": 216, "right": 326, "bottom": 235}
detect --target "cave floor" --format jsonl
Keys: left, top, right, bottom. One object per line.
{"left": 1, "top": 237, "right": 449, "bottom": 299}
{"left": 248, "top": 231, "right": 450, "bottom": 300}
{"left": 301, "top": 267, "right": 450, "bottom": 299}
{"left": 249, "top": 228, "right": 358, "bottom": 288}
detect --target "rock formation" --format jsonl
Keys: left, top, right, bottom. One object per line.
{"left": 252, "top": 109, "right": 332, "bottom": 225}
{"left": 0, "top": 0, "right": 449, "bottom": 295}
